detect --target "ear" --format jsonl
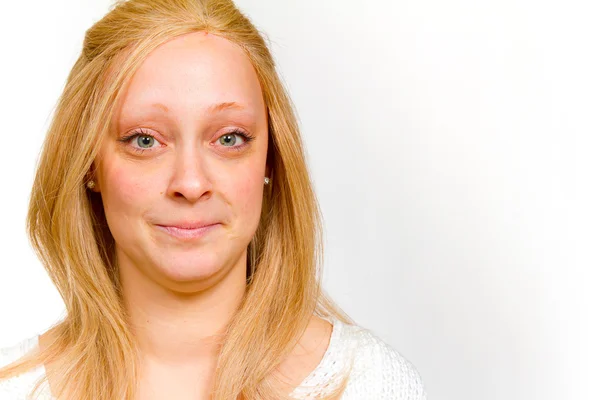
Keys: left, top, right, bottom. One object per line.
{"left": 264, "top": 139, "right": 273, "bottom": 181}
{"left": 91, "top": 181, "right": 101, "bottom": 193}
{"left": 85, "top": 167, "right": 101, "bottom": 193}
{"left": 86, "top": 178, "right": 100, "bottom": 193}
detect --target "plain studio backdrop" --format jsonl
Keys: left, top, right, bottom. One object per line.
{"left": 0, "top": 1, "right": 598, "bottom": 399}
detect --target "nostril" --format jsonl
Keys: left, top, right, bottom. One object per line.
{"left": 171, "top": 189, "right": 212, "bottom": 202}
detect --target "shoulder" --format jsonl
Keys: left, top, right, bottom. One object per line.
{"left": 0, "top": 335, "right": 39, "bottom": 367}
{"left": 339, "top": 321, "right": 427, "bottom": 400}
{"left": 0, "top": 335, "right": 50, "bottom": 399}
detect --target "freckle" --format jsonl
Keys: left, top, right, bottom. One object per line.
{"left": 160, "top": 191, "right": 164, "bottom": 195}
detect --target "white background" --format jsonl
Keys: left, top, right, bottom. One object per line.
{"left": 1, "top": 1, "right": 598, "bottom": 399}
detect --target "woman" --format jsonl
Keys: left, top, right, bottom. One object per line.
{"left": 0, "top": 0, "right": 426, "bottom": 399}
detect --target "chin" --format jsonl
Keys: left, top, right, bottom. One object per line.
{"left": 157, "top": 252, "right": 223, "bottom": 282}
{"left": 157, "top": 249, "right": 248, "bottom": 295}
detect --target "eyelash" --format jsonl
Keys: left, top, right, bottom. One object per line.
{"left": 118, "top": 127, "right": 256, "bottom": 155}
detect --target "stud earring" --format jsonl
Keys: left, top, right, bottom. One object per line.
{"left": 86, "top": 180, "right": 96, "bottom": 189}
{"left": 264, "top": 177, "right": 270, "bottom": 185}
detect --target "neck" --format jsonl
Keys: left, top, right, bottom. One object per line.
{"left": 118, "top": 250, "right": 247, "bottom": 365}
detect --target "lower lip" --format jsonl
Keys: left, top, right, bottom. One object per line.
{"left": 155, "top": 224, "right": 220, "bottom": 240}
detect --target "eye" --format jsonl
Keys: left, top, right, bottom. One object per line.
{"left": 118, "top": 128, "right": 256, "bottom": 155}
{"left": 217, "top": 129, "right": 255, "bottom": 151}
{"left": 135, "top": 135, "right": 157, "bottom": 149}
{"left": 118, "top": 128, "right": 162, "bottom": 154}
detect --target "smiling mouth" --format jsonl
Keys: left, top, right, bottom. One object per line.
{"left": 155, "top": 223, "right": 220, "bottom": 240}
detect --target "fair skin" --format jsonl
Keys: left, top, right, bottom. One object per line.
{"left": 40, "top": 31, "right": 332, "bottom": 399}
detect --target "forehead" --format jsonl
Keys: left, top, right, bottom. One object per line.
{"left": 113, "top": 31, "right": 265, "bottom": 124}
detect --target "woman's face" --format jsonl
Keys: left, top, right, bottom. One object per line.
{"left": 92, "top": 31, "right": 269, "bottom": 292}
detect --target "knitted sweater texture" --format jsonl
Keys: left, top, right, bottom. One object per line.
{"left": 0, "top": 318, "right": 426, "bottom": 399}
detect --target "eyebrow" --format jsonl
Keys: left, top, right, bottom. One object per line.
{"left": 208, "top": 101, "right": 247, "bottom": 113}
{"left": 149, "top": 101, "right": 249, "bottom": 114}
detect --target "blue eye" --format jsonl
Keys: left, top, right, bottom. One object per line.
{"left": 219, "top": 129, "right": 254, "bottom": 151}
{"left": 218, "top": 131, "right": 253, "bottom": 148}
{"left": 136, "top": 135, "right": 156, "bottom": 149}
{"left": 118, "top": 128, "right": 256, "bottom": 155}
{"left": 118, "top": 129, "right": 161, "bottom": 154}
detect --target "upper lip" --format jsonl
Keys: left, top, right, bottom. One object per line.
{"left": 156, "top": 221, "right": 220, "bottom": 229}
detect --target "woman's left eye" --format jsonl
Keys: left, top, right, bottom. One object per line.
{"left": 217, "top": 130, "right": 255, "bottom": 150}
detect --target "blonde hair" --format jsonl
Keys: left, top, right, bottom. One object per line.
{"left": 0, "top": 0, "right": 354, "bottom": 399}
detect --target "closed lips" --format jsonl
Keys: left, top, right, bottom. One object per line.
{"left": 157, "top": 222, "right": 219, "bottom": 229}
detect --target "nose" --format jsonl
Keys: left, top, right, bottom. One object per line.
{"left": 167, "top": 146, "right": 213, "bottom": 203}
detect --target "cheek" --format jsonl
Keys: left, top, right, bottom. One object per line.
{"left": 227, "top": 169, "right": 264, "bottom": 224}
{"left": 99, "top": 162, "right": 157, "bottom": 222}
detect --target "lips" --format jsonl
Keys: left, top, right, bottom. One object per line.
{"left": 156, "top": 223, "right": 220, "bottom": 240}
{"left": 155, "top": 222, "right": 220, "bottom": 240}
{"left": 156, "top": 221, "right": 219, "bottom": 229}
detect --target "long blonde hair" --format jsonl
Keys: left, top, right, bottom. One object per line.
{"left": 0, "top": 0, "right": 354, "bottom": 399}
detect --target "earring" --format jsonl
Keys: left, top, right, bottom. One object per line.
{"left": 86, "top": 180, "right": 96, "bottom": 189}
{"left": 264, "top": 177, "right": 270, "bottom": 185}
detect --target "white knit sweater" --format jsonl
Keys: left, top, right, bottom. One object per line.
{"left": 0, "top": 318, "right": 426, "bottom": 399}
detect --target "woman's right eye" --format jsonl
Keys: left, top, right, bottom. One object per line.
{"left": 132, "top": 134, "right": 158, "bottom": 150}
{"left": 118, "top": 130, "right": 162, "bottom": 154}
